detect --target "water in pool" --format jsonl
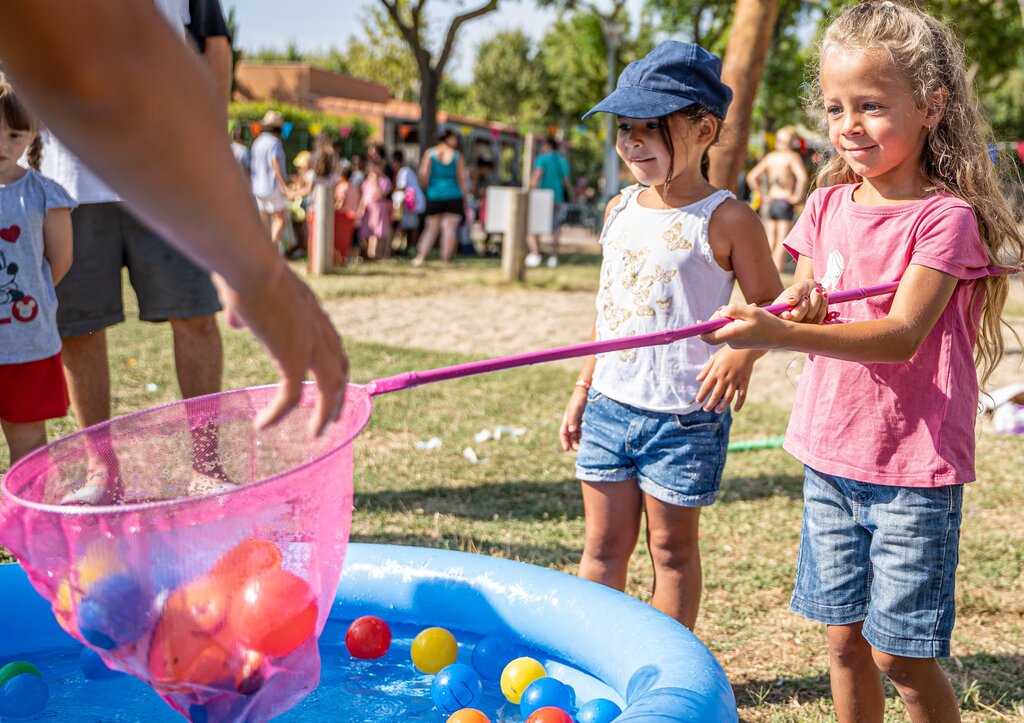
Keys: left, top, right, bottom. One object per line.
{"left": 17, "top": 620, "right": 586, "bottom": 721}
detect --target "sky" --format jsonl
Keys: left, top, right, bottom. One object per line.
{"left": 226, "top": 0, "right": 646, "bottom": 82}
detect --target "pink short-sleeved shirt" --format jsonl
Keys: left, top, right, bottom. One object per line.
{"left": 783, "top": 184, "right": 990, "bottom": 487}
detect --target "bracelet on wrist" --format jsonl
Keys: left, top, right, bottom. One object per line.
{"left": 574, "top": 379, "right": 592, "bottom": 390}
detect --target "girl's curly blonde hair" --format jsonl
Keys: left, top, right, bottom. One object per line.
{"left": 808, "top": 1, "right": 1024, "bottom": 385}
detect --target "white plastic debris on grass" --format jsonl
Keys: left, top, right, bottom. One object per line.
{"left": 463, "top": 447, "right": 480, "bottom": 464}
{"left": 414, "top": 437, "right": 443, "bottom": 450}
{"left": 474, "top": 425, "right": 526, "bottom": 443}
{"left": 146, "top": 383, "right": 159, "bottom": 392}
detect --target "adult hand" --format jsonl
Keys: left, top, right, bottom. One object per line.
{"left": 215, "top": 264, "right": 349, "bottom": 437}
{"left": 559, "top": 386, "right": 589, "bottom": 451}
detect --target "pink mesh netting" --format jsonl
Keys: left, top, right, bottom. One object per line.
{"left": 0, "top": 382, "right": 372, "bottom": 722}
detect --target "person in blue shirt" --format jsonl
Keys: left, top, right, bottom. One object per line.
{"left": 527, "top": 137, "right": 573, "bottom": 268}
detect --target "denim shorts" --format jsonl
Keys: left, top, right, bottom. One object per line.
{"left": 791, "top": 466, "right": 963, "bottom": 658}
{"left": 575, "top": 389, "right": 731, "bottom": 507}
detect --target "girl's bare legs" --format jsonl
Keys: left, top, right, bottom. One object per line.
{"left": 643, "top": 495, "right": 703, "bottom": 629}
{"left": 578, "top": 479, "right": 643, "bottom": 591}
{"left": 439, "top": 213, "right": 460, "bottom": 263}
{"left": 828, "top": 623, "right": 886, "bottom": 722}
{"left": 872, "top": 650, "right": 960, "bottom": 723}
{"left": 413, "top": 214, "right": 441, "bottom": 265}
{"left": 1, "top": 418, "right": 47, "bottom": 466}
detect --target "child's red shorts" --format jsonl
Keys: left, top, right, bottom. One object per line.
{"left": 0, "top": 352, "right": 69, "bottom": 424}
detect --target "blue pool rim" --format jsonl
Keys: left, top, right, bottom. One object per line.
{"left": 0, "top": 543, "right": 738, "bottom": 722}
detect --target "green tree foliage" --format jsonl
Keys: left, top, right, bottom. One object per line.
{"left": 646, "top": 0, "right": 1024, "bottom": 133}
{"left": 345, "top": 3, "right": 421, "bottom": 102}
{"left": 468, "top": 30, "right": 543, "bottom": 125}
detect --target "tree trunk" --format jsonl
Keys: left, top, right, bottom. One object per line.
{"left": 419, "top": 69, "right": 439, "bottom": 154}
{"left": 708, "top": 0, "right": 780, "bottom": 193}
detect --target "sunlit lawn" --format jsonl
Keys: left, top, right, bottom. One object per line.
{"left": 1, "top": 260, "right": 1021, "bottom": 721}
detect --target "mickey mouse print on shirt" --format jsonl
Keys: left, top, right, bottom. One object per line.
{"left": 0, "top": 225, "right": 40, "bottom": 325}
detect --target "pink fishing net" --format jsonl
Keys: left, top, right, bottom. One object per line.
{"left": 0, "top": 383, "right": 372, "bottom": 722}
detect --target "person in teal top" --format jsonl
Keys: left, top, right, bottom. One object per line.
{"left": 412, "top": 130, "right": 468, "bottom": 266}
{"left": 528, "top": 137, "right": 574, "bottom": 268}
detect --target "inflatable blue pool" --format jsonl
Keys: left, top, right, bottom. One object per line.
{"left": 0, "top": 544, "right": 737, "bottom": 721}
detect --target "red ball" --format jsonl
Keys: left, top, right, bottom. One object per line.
{"left": 345, "top": 615, "right": 392, "bottom": 659}
{"left": 527, "top": 707, "right": 574, "bottom": 723}
{"left": 230, "top": 568, "right": 318, "bottom": 657}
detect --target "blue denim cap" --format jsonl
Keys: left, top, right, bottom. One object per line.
{"left": 582, "top": 41, "right": 732, "bottom": 121}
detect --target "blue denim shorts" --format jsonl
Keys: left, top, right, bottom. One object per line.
{"left": 575, "top": 390, "right": 731, "bottom": 507}
{"left": 791, "top": 466, "right": 963, "bottom": 658}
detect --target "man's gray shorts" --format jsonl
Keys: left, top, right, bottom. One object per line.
{"left": 56, "top": 202, "right": 221, "bottom": 338}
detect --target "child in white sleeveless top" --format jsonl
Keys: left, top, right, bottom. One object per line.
{"left": 558, "top": 41, "right": 783, "bottom": 629}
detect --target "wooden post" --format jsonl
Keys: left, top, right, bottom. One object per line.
{"left": 502, "top": 189, "right": 528, "bottom": 282}
{"left": 500, "top": 132, "right": 534, "bottom": 282}
{"left": 309, "top": 183, "right": 334, "bottom": 276}
{"left": 521, "top": 132, "right": 535, "bottom": 190}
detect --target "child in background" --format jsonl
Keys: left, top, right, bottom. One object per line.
{"left": 334, "top": 166, "right": 359, "bottom": 265}
{"left": 0, "top": 80, "right": 75, "bottom": 464}
{"left": 559, "top": 42, "right": 783, "bottom": 630}
{"left": 357, "top": 157, "right": 393, "bottom": 261}
{"left": 702, "top": 3, "right": 1024, "bottom": 719}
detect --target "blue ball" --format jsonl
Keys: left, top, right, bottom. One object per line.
{"left": 577, "top": 697, "right": 623, "bottom": 723}
{"left": 520, "top": 677, "right": 575, "bottom": 719}
{"left": 77, "top": 573, "right": 153, "bottom": 650}
{"left": 430, "top": 663, "right": 483, "bottom": 715}
{"left": 0, "top": 673, "right": 49, "bottom": 719}
{"left": 79, "top": 645, "right": 125, "bottom": 680}
{"left": 470, "top": 635, "right": 516, "bottom": 680}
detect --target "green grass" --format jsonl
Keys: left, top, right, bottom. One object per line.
{"left": 1, "top": 263, "right": 1022, "bottom": 722}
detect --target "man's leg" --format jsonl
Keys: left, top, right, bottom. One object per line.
{"left": 170, "top": 314, "right": 223, "bottom": 399}
{"left": 61, "top": 330, "right": 112, "bottom": 428}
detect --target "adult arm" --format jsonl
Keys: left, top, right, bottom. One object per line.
{"left": 42, "top": 208, "right": 73, "bottom": 285}
{"left": 201, "top": 36, "right": 232, "bottom": 105}
{"left": 187, "top": 0, "right": 232, "bottom": 104}
{"left": 529, "top": 166, "right": 543, "bottom": 190}
{"left": 745, "top": 156, "right": 769, "bottom": 194}
{"left": 788, "top": 153, "right": 809, "bottom": 205}
{"left": 0, "top": 0, "right": 348, "bottom": 434}
{"left": 418, "top": 150, "right": 432, "bottom": 189}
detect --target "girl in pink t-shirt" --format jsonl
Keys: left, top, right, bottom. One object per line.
{"left": 703, "top": 4, "right": 1024, "bottom": 721}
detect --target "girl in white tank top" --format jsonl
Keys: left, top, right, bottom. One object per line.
{"left": 559, "top": 41, "right": 783, "bottom": 630}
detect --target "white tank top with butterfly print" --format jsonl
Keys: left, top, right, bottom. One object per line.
{"left": 591, "top": 185, "right": 735, "bottom": 414}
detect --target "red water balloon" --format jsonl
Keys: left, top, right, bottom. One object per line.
{"left": 230, "top": 568, "right": 317, "bottom": 657}
{"left": 527, "top": 707, "right": 574, "bottom": 723}
{"left": 209, "top": 539, "right": 283, "bottom": 589}
{"left": 345, "top": 615, "right": 392, "bottom": 659}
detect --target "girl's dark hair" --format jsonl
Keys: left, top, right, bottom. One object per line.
{"left": 229, "top": 125, "right": 244, "bottom": 143}
{"left": 438, "top": 129, "right": 458, "bottom": 145}
{"left": 657, "top": 104, "right": 722, "bottom": 187}
{"left": 340, "top": 166, "right": 354, "bottom": 181}
{"left": 0, "top": 78, "right": 42, "bottom": 170}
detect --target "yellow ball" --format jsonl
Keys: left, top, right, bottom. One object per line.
{"left": 410, "top": 627, "right": 458, "bottom": 674}
{"left": 76, "top": 539, "right": 127, "bottom": 592}
{"left": 500, "top": 656, "right": 546, "bottom": 704}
